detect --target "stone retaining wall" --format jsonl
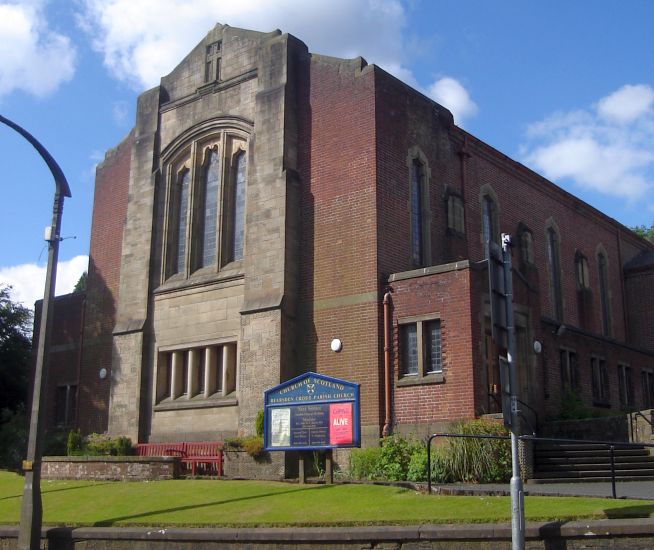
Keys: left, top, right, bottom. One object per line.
{"left": 2, "top": 520, "right": 654, "bottom": 549}
{"left": 222, "top": 451, "right": 287, "bottom": 480}
{"left": 41, "top": 456, "right": 180, "bottom": 481}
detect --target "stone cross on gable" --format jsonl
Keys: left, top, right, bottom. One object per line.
{"left": 205, "top": 41, "right": 222, "bottom": 83}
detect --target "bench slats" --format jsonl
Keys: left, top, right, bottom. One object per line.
{"left": 135, "top": 441, "right": 223, "bottom": 476}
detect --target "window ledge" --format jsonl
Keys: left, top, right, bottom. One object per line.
{"left": 397, "top": 372, "right": 444, "bottom": 387}
{"left": 155, "top": 266, "right": 244, "bottom": 295}
{"left": 154, "top": 395, "right": 237, "bottom": 411}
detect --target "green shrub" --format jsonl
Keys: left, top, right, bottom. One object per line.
{"left": 378, "top": 434, "right": 421, "bottom": 481}
{"left": 223, "top": 437, "right": 243, "bottom": 450}
{"left": 255, "top": 410, "right": 265, "bottom": 438}
{"left": 442, "top": 419, "right": 511, "bottom": 483}
{"left": 559, "top": 391, "right": 594, "bottom": 420}
{"left": 348, "top": 446, "right": 383, "bottom": 480}
{"left": 66, "top": 429, "right": 83, "bottom": 456}
{"left": 43, "top": 431, "right": 68, "bottom": 456}
{"left": 0, "top": 407, "right": 28, "bottom": 470}
{"left": 83, "top": 433, "right": 133, "bottom": 456}
{"left": 406, "top": 445, "right": 428, "bottom": 482}
{"left": 242, "top": 436, "right": 264, "bottom": 458}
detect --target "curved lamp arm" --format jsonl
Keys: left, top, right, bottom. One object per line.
{"left": 0, "top": 114, "right": 71, "bottom": 197}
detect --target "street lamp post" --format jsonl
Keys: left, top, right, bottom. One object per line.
{"left": 0, "top": 114, "right": 71, "bottom": 550}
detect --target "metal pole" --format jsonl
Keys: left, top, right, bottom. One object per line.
{"left": 610, "top": 445, "right": 617, "bottom": 499}
{"left": 0, "top": 115, "right": 71, "bottom": 550}
{"left": 502, "top": 233, "right": 525, "bottom": 550}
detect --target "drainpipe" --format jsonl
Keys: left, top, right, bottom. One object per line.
{"left": 382, "top": 291, "right": 392, "bottom": 437}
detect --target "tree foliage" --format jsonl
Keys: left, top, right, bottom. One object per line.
{"left": 73, "top": 271, "right": 87, "bottom": 293}
{"left": 631, "top": 223, "right": 654, "bottom": 242}
{"left": 0, "top": 285, "right": 32, "bottom": 412}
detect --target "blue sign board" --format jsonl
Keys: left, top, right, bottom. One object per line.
{"left": 264, "top": 372, "right": 360, "bottom": 451}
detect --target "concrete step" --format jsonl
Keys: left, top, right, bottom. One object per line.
{"left": 536, "top": 455, "right": 654, "bottom": 465}
{"left": 527, "top": 475, "right": 654, "bottom": 484}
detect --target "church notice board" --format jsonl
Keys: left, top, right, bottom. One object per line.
{"left": 264, "top": 372, "right": 360, "bottom": 451}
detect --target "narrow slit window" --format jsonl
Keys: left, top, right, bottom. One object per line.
{"left": 410, "top": 160, "right": 424, "bottom": 266}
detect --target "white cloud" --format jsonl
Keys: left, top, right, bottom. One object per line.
{"left": 0, "top": 255, "right": 88, "bottom": 309}
{"left": 521, "top": 84, "right": 654, "bottom": 202}
{"left": 426, "top": 76, "right": 478, "bottom": 125}
{"left": 77, "top": 0, "right": 409, "bottom": 89}
{"left": 597, "top": 84, "right": 654, "bottom": 124}
{"left": 0, "top": 0, "right": 76, "bottom": 99}
{"left": 76, "top": 0, "right": 477, "bottom": 125}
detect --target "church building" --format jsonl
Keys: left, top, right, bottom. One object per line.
{"left": 42, "top": 24, "right": 654, "bottom": 460}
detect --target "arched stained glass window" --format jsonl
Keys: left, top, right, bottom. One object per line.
{"left": 175, "top": 169, "right": 190, "bottom": 275}
{"left": 200, "top": 146, "right": 221, "bottom": 268}
{"left": 232, "top": 150, "right": 247, "bottom": 261}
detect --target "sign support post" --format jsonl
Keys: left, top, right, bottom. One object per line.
{"left": 502, "top": 233, "right": 525, "bottom": 550}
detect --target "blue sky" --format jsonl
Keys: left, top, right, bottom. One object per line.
{"left": 1, "top": 0, "right": 653, "bottom": 308}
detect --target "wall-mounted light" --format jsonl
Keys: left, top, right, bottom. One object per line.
{"left": 330, "top": 338, "right": 342, "bottom": 353}
{"left": 99, "top": 368, "right": 108, "bottom": 380}
{"left": 533, "top": 340, "right": 542, "bottom": 354}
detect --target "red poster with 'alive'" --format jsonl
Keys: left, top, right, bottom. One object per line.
{"left": 329, "top": 402, "right": 353, "bottom": 445}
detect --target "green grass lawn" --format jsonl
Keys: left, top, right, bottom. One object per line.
{"left": 1, "top": 471, "right": 652, "bottom": 527}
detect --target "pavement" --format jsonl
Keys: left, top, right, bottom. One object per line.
{"left": 431, "top": 480, "right": 654, "bottom": 500}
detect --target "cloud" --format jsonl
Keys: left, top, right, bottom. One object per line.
{"left": 426, "top": 76, "right": 478, "bottom": 125}
{"left": 0, "top": 255, "right": 88, "bottom": 309}
{"left": 521, "top": 84, "right": 654, "bottom": 202}
{"left": 597, "top": 84, "right": 654, "bottom": 124}
{"left": 0, "top": 0, "right": 76, "bottom": 99}
{"left": 77, "top": 0, "right": 407, "bottom": 89}
{"left": 76, "top": 0, "right": 477, "bottom": 125}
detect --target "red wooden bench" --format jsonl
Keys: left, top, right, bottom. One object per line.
{"left": 135, "top": 441, "right": 223, "bottom": 476}
{"left": 135, "top": 442, "right": 186, "bottom": 457}
{"left": 182, "top": 441, "right": 223, "bottom": 476}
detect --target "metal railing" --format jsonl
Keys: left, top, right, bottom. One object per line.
{"left": 427, "top": 432, "right": 654, "bottom": 499}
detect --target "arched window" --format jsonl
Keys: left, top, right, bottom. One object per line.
{"left": 518, "top": 225, "right": 534, "bottom": 266}
{"left": 199, "top": 145, "right": 221, "bottom": 268}
{"left": 598, "top": 250, "right": 611, "bottom": 336}
{"left": 163, "top": 129, "right": 248, "bottom": 281}
{"left": 229, "top": 150, "right": 247, "bottom": 262}
{"left": 410, "top": 158, "right": 425, "bottom": 265}
{"left": 447, "top": 193, "right": 465, "bottom": 234}
{"left": 575, "top": 251, "right": 590, "bottom": 290}
{"left": 173, "top": 168, "right": 190, "bottom": 275}
{"left": 481, "top": 193, "right": 498, "bottom": 258}
{"left": 547, "top": 226, "right": 563, "bottom": 321}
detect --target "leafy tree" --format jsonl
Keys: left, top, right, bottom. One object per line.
{"left": 73, "top": 271, "right": 87, "bottom": 293}
{"left": 631, "top": 223, "right": 654, "bottom": 242}
{"left": 0, "top": 285, "right": 32, "bottom": 412}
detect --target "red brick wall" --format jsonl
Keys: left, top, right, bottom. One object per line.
{"left": 625, "top": 267, "right": 654, "bottom": 351}
{"left": 388, "top": 267, "right": 476, "bottom": 427}
{"left": 456, "top": 130, "right": 631, "bottom": 341}
{"left": 297, "top": 57, "right": 382, "bottom": 429}
{"left": 541, "top": 323, "right": 654, "bottom": 418}
{"left": 34, "top": 292, "right": 85, "bottom": 434}
{"left": 77, "top": 130, "right": 134, "bottom": 434}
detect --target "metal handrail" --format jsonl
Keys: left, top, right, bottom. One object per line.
{"left": 426, "top": 432, "right": 654, "bottom": 499}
